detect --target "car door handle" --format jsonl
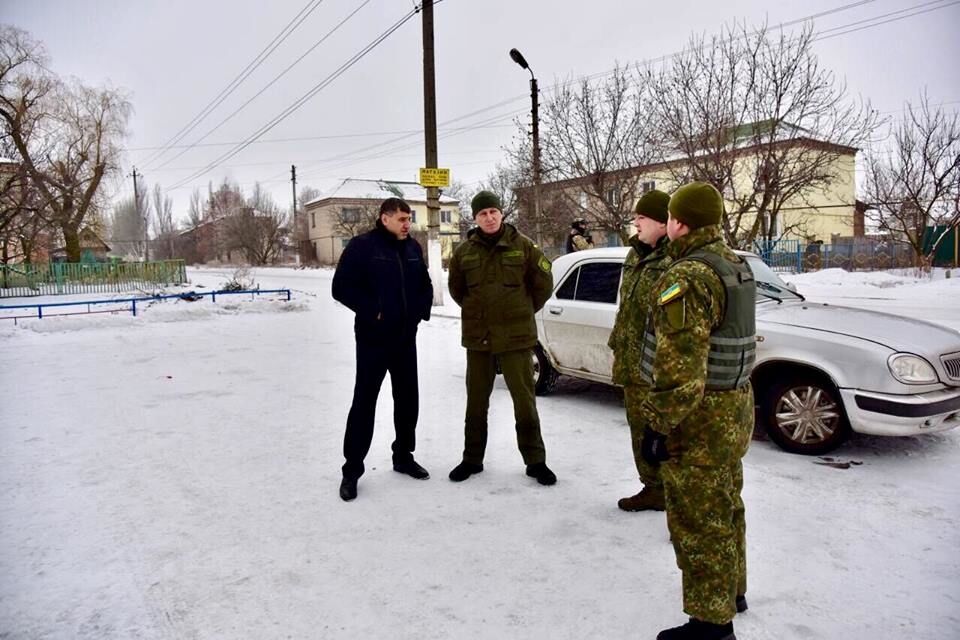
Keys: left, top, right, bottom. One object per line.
{"left": 547, "top": 306, "right": 563, "bottom": 316}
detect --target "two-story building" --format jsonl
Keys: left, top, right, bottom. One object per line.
{"left": 305, "top": 179, "right": 461, "bottom": 265}
{"left": 528, "top": 127, "right": 859, "bottom": 251}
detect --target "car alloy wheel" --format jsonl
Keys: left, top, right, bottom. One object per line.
{"left": 762, "top": 376, "right": 851, "bottom": 455}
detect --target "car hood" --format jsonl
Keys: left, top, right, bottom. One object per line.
{"left": 759, "top": 301, "right": 960, "bottom": 354}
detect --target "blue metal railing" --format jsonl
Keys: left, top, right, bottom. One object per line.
{"left": 0, "top": 288, "right": 292, "bottom": 324}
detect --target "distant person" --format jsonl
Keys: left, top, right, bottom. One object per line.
{"left": 331, "top": 197, "right": 433, "bottom": 502}
{"left": 637, "top": 182, "right": 756, "bottom": 640}
{"left": 566, "top": 218, "right": 594, "bottom": 253}
{"left": 447, "top": 190, "right": 557, "bottom": 486}
{"left": 607, "top": 189, "right": 672, "bottom": 512}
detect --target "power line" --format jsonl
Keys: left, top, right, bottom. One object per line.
{"left": 166, "top": 6, "right": 422, "bottom": 191}
{"left": 151, "top": 0, "right": 371, "bottom": 172}
{"left": 124, "top": 123, "right": 514, "bottom": 152}
{"left": 139, "top": 0, "right": 327, "bottom": 169}
{"left": 812, "top": 0, "right": 960, "bottom": 41}
{"left": 263, "top": 1, "right": 896, "bottom": 187}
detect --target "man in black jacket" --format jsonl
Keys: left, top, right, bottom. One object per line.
{"left": 331, "top": 197, "right": 434, "bottom": 501}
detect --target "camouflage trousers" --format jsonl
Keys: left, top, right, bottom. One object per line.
{"left": 661, "top": 459, "right": 746, "bottom": 624}
{"left": 623, "top": 385, "right": 663, "bottom": 491}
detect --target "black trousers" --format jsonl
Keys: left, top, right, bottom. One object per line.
{"left": 342, "top": 336, "right": 419, "bottom": 479}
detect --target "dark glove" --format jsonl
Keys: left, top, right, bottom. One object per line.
{"left": 640, "top": 427, "right": 670, "bottom": 466}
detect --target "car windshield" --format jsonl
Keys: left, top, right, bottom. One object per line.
{"left": 744, "top": 255, "right": 804, "bottom": 302}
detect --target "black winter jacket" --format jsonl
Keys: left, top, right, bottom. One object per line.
{"left": 332, "top": 222, "right": 433, "bottom": 342}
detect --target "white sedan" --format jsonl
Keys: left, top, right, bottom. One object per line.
{"left": 533, "top": 247, "right": 960, "bottom": 454}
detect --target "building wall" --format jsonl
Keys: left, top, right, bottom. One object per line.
{"left": 543, "top": 147, "right": 856, "bottom": 247}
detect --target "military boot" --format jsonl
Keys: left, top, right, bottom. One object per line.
{"left": 617, "top": 486, "right": 665, "bottom": 511}
{"left": 657, "top": 618, "right": 735, "bottom": 640}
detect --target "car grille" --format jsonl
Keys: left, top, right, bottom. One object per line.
{"left": 942, "top": 352, "right": 960, "bottom": 381}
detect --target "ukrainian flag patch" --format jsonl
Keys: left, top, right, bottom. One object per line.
{"left": 659, "top": 282, "right": 684, "bottom": 305}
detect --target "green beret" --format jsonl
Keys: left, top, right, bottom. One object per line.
{"left": 634, "top": 189, "right": 670, "bottom": 223}
{"left": 668, "top": 182, "right": 724, "bottom": 229}
{"left": 471, "top": 190, "right": 502, "bottom": 215}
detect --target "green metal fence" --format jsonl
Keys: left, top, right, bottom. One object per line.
{"left": 0, "top": 261, "right": 188, "bottom": 298}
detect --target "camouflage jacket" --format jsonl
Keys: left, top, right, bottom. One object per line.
{"left": 608, "top": 234, "right": 671, "bottom": 386}
{"left": 448, "top": 223, "right": 553, "bottom": 353}
{"left": 638, "top": 225, "right": 755, "bottom": 465}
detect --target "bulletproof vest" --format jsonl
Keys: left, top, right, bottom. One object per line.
{"left": 638, "top": 248, "right": 756, "bottom": 390}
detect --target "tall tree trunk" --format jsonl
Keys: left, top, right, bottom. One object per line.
{"left": 62, "top": 223, "right": 80, "bottom": 262}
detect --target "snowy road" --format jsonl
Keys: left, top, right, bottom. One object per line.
{"left": 1, "top": 266, "right": 959, "bottom": 639}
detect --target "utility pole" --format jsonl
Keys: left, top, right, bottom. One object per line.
{"left": 291, "top": 164, "right": 300, "bottom": 266}
{"left": 422, "top": 0, "right": 443, "bottom": 305}
{"left": 131, "top": 167, "right": 147, "bottom": 262}
{"left": 509, "top": 48, "right": 543, "bottom": 247}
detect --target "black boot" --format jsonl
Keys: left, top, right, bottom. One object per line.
{"left": 449, "top": 461, "right": 483, "bottom": 482}
{"left": 525, "top": 462, "right": 557, "bottom": 486}
{"left": 339, "top": 476, "right": 358, "bottom": 502}
{"left": 657, "top": 618, "right": 735, "bottom": 640}
{"left": 393, "top": 458, "right": 430, "bottom": 480}
{"left": 736, "top": 595, "right": 747, "bottom": 614}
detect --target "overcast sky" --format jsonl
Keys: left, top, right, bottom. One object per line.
{"left": 3, "top": 0, "right": 959, "bottom": 222}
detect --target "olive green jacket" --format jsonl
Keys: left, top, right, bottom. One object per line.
{"left": 448, "top": 224, "right": 553, "bottom": 353}
{"left": 608, "top": 234, "right": 671, "bottom": 386}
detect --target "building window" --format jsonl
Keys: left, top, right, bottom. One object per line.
{"left": 579, "top": 191, "right": 588, "bottom": 209}
{"left": 410, "top": 210, "right": 417, "bottom": 223}
{"left": 311, "top": 211, "right": 316, "bottom": 228}
{"left": 606, "top": 188, "right": 620, "bottom": 207}
{"left": 441, "top": 210, "right": 452, "bottom": 223}
{"left": 342, "top": 207, "right": 361, "bottom": 223}
{"left": 341, "top": 238, "right": 351, "bottom": 248}
{"left": 641, "top": 180, "right": 656, "bottom": 193}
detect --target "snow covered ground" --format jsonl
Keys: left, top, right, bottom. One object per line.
{"left": 1, "top": 265, "right": 959, "bottom": 639}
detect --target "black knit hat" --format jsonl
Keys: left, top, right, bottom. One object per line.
{"left": 634, "top": 189, "right": 670, "bottom": 223}
{"left": 471, "top": 190, "right": 502, "bottom": 215}
{"left": 669, "top": 182, "right": 724, "bottom": 229}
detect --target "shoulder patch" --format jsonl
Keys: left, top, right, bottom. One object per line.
{"left": 659, "top": 282, "right": 685, "bottom": 305}
{"left": 538, "top": 256, "right": 552, "bottom": 273}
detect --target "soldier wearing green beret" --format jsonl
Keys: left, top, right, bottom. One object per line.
{"left": 607, "top": 189, "right": 672, "bottom": 512}
{"left": 447, "top": 191, "right": 558, "bottom": 486}
{"left": 637, "top": 182, "right": 756, "bottom": 640}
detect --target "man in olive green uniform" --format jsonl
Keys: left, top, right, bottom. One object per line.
{"left": 637, "top": 183, "right": 756, "bottom": 640}
{"left": 447, "top": 191, "right": 557, "bottom": 486}
{"left": 608, "top": 189, "right": 671, "bottom": 512}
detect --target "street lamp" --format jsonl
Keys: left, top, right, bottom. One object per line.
{"left": 509, "top": 48, "right": 543, "bottom": 248}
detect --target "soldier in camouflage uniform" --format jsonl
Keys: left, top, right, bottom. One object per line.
{"left": 447, "top": 191, "right": 558, "bottom": 486}
{"left": 607, "top": 190, "right": 672, "bottom": 512}
{"left": 637, "top": 183, "right": 756, "bottom": 640}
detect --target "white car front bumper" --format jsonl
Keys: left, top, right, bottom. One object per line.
{"left": 840, "top": 387, "right": 960, "bottom": 437}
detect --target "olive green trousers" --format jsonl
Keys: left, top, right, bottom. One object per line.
{"left": 461, "top": 348, "right": 546, "bottom": 466}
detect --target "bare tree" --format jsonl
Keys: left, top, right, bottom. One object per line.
{"left": 331, "top": 202, "right": 378, "bottom": 239}
{"left": 109, "top": 187, "right": 149, "bottom": 259}
{"left": 295, "top": 185, "right": 321, "bottom": 262}
{"left": 187, "top": 187, "right": 204, "bottom": 227}
{"left": 220, "top": 183, "right": 289, "bottom": 265}
{"left": 1, "top": 25, "right": 132, "bottom": 261}
{"left": 862, "top": 92, "right": 960, "bottom": 267}
{"left": 639, "top": 21, "right": 878, "bottom": 248}
{"left": 151, "top": 183, "right": 176, "bottom": 259}
{"left": 539, "top": 65, "right": 655, "bottom": 243}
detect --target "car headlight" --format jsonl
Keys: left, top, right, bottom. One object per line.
{"left": 887, "top": 353, "right": 938, "bottom": 384}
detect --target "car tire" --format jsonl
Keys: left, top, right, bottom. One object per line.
{"left": 761, "top": 375, "right": 851, "bottom": 455}
{"left": 533, "top": 345, "right": 558, "bottom": 396}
